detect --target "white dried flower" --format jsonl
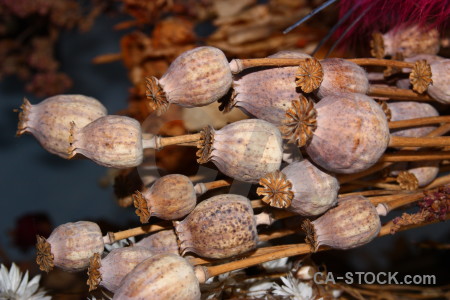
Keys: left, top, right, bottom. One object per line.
{"left": 261, "top": 257, "right": 289, "bottom": 272}
{"left": 0, "top": 263, "right": 51, "bottom": 300}
{"left": 272, "top": 274, "right": 314, "bottom": 300}
{"left": 104, "top": 237, "right": 135, "bottom": 252}
{"left": 247, "top": 281, "right": 273, "bottom": 299}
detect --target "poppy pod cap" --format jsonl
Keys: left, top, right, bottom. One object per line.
{"left": 17, "top": 95, "right": 107, "bottom": 158}
{"left": 112, "top": 254, "right": 201, "bottom": 300}
{"left": 36, "top": 221, "right": 104, "bottom": 272}
{"left": 68, "top": 115, "right": 143, "bottom": 168}
{"left": 174, "top": 194, "right": 258, "bottom": 259}
{"left": 147, "top": 46, "right": 232, "bottom": 114}
{"left": 302, "top": 195, "right": 381, "bottom": 251}
{"left": 197, "top": 119, "right": 283, "bottom": 183}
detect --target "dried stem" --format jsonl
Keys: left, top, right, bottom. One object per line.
{"left": 389, "top": 116, "right": 450, "bottom": 129}
{"left": 103, "top": 222, "right": 171, "bottom": 244}
{"left": 142, "top": 133, "right": 202, "bottom": 150}
{"left": 380, "top": 151, "right": 450, "bottom": 162}
{"left": 194, "top": 179, "right": 232, "bottom": 195}
{"left": 388, "top": 136, "right": 450, "bottom": 148}
{"left": 368, "top": 86, "right": 433, "bottom": 101}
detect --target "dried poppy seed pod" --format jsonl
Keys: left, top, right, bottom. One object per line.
{"left": 371, "top": 25, "right": 440, "bottom": 58}
{"left": 146, "top": 46, "right": 232, "bottom": 114}
{"left": 135, "top": 230, "right": 179, "bottom": 255}
{"left": 316, "top": 58, "right": 369, "bottom": 98}
{"left": 17, "top": 95, "right": 107, "bottom": 158}
{"left": 400, "top": 54, "right": 445, "bottom": 73}
{"left": 257, "top": 160, "right": 339, "bottom": 216}
{"left": 388, "top": 101, "right": 439, "bottom": 138}
{"left": 427, "top": 59, "right": 450, "bottom": 104}
{"left": 390, "top": 161, "right": 439, "bottom": 187}
{"left": 87, "top": 246, "right": 154, "bottom": 292}
{"left": 133, "top": 174, "right": 197, "bottom": 223}
{"left": 174, "top": 194, "right": 260, "bottom": 259}
{"left": 283, "top": 94, "right": 389, "bottom": 174}
{"left": 36, "top": 221, "right": 104, "bottom": 272}
{"left": 302, "top": 195, "right": 381, "bottom": 251}
{"left": 113, "top": 254, "right": 201, "bottom": 300}
{"left": 68, "top": 115, "right": 143, "bottom": 168}
{"left": 197, "top": 119, "right": 283, "bottom": 183}
{"left": 229, "top": 52, "right": 310, "bottom": 125}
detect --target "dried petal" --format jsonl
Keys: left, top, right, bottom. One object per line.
{"left": 295, "top": 58, "right": 323, "bottom": 93}
{"left": 410, "top": 60, "right": 432, "bottom": 94}
{"left": 281, "top": 96, "right": 317, "bottom": 147}
{"left": 257, "top": 170, "right": 294, "bottom": 208}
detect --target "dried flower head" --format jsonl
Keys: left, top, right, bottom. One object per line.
{"left": 295, "top": 58, "right": 323, "bottom": 93}
{"left": 196, "top": 125, "right": 214, "bottom": 164}
{"left": 36, "top": 235, "right": 54, "bottom": 273}
{"left": 281, "top": 96, "right": 317, "bottom": 148}
{"left": 419, "top": 186, "right": 450, "bottom": 221}
{"left": 257, "top": 170, "right": 294, "bottom": 208}
{"left": 271, "top": 273, "right": 314, "bottom": 300}
{"left": 146, "top": 76, "right": 168, "bottom": 114}
{"left": 409, "top": 60, "right": 432, "bottom": 94}
{"left": 87, "top": 253, "right": 102, "bottom": 291}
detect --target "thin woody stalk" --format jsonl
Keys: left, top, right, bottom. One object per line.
{"left": 369, "top": 86, "right": 432, "bottom": 101}
{"left": 142, "top": 133, "right": 202, "bottom": 150}
{"left": 194, "top": 179, "right": 232, "bottom": 195}
{"left": 389, "top": 116, "right": 450, "bottom": 129}
{"left": 198, "top": 214, "right": 450, "bottom": 280}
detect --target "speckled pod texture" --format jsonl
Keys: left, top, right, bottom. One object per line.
{"left": 70, "top": 115, "right": 143, "bottom": 168}
{"left": 159, "top": 46, "right": 232, "bottom": 107}
{"left": 175, "top": 194, "right": 258, "bottom": 259}
{"left": 211, "top": 119, "right": 283, "bottom": 183}
{"left": 428, "top": 60, "right": 450, "bottom": 104}
{"left": 143, "top": 174, "right": 197, "bottom": 220}
{"left": 313, "top": 195, "right": 381, "bottom": 250}
{"left": 306, "top": 93, "right": 390, "bottom": 174}
{"left": 113, "top": 254, "right": 200, "bottom": 300}
{"left": 317, "top": 58, "right": 369, "bottom": 98}
{"left": 388, "top": 101, "right": 439, "bottom": 137}
{"left": 383, "top": 25, "right": 440, "bottom": 57}
{"left": 48, "top": 221, "right": 104, "bottom": 272}
{"left": 283, "top": 160, "right": 339, "bottom": 216}
{"left": 17, "top": 95, "right": 107, "bottom": 158}
{"left": 99, "top": 246, "right": 154, "bottom": 292}
{"left": 136, "top": 230, "right": 180, "bottom": 255}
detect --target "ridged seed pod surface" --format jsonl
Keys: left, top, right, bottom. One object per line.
{"left": 160, "top": 46, "right": 232, "bottom": 107}
{"left": 69, "top": 115, "right": 143, "bottom": 168}
{"left": 113, "top": 254, "right": 200, "bottom": 300}
{"left": 175, "top": 194, "right": 258, "bottom": 259}
{"left": 311, "top": 195, "right": 381, "bottom": 250}
{"left": 383, "top": 25, "right": 440, "bottom": 57}
{"left": 317, "top": 58, "right": 369, "bottom": 98}
{"left": 428, "top": 60, "right": 450, "bottom": 104}
{"left": 209, "top": 119, "right": 283, "bottom": 183}
{"left": 306, "top": 93, "right": 389, "bottom": 174}
{"left": 17, "top": 95, "right": 107, "bottom": 158}
{"left": 46, "top": 221, "right": 104, "bottom": 272}
{"left": 284, "top": 160, "right": 339, "bottom": 216}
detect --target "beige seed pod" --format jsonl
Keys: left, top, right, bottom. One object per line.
{"left": 36, "top": 221, "right": 104, "bottom": 272}
{"left": 197, "top": 119, "right": 283, "bottom": 183}
{"left": 87, "top": 246, "right": 154, "bottom": 292}
{"left": 16, "top": 95, "right": 107, "bottom": 158}
{"left": 283, "top": 94, "right": 389, "bottom": 174}
{"left": 257, "top": 160, "right": 339, "bottom": 216}
{"left": 146, "top": 46, "right": 232, "bottom": 114}
{"left": 135, "top": 230, "right": 180, "bottom": 255}
{"left": 68, "top": 115, "right": 143, "bottom": 168}
{"left": 390, "top": 161, "right": 439, "bottom": 187}
{"left": 388, "top": 101, "right": 439, "bottom": 138}
{"left": 174, "top": 194, "right": 259, "bottom": 259}
{"left": 316, "top": 58, "right": 369, "bottom": 98}
{"left": 113, "top": 254, "right": 201, "bottom": 300}
{"left": 230, "top": 52, "right": 310, "bottom": 125}
{"left": 302, "top": 195, "right": 381, "bottom": 251}
{"left": 428, "top": 59, "right": 450, "bottom": 104}
{"left": 371, "top": 25, "right": 440, "bottom": 58}
{"left": 133, "top": 174, "right": 197, "bottom": 223}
